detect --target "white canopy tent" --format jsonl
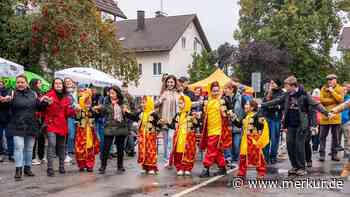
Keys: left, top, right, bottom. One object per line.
{"left": 0, "top": 58, "right": 24, "bottom": 77}
{"left": 54, "top": 67, "right": 122, "bottom": 87}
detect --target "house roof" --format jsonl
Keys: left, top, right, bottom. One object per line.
{"left": 115, "top": 14, "right": 211, "bottom": 52}
{"left": 339, "top": 27, "right": 350, "bottom": 51}
{"left": 95, "top": 0, "right": 127, "bottom": 19}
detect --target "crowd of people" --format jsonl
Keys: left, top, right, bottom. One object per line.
{"left": 0, "top": 73, "right": 350, "bottom": 182}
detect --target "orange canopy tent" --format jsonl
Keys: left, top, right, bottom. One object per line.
{"left": 188, "top": 69, "right": 232, "bottom": 92}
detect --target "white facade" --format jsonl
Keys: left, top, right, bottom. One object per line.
{"left": 129, "top": 21, "right": 205, "bottom": 96}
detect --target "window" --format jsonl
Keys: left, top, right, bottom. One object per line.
{"left": 194, "top": 40, "right": 198, "bottom": 51}
{"left": 181, "top": 37, "right": 186, "bottom": 49}
{"left": 15, "top": 5, "right": 26, "bottom": 16}
{"left": 153, "top": 62, "right": 162, "bottom": 75}
{"left": 138, "top": 64, "right": 142, "bottom": 75}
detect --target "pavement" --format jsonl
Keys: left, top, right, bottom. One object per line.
{"left": 0, "top": 145, "right": 350, "bottom": 197}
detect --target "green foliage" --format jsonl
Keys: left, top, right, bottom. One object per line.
{"left": 31, "top": 0, "right": 139, "bottom": 82}
{"left": 235, "top": 0, "right": 342, "bottom": 89}
{"left": 188, "top": 50, "right": 218, "bottom": 83}
{"left": 335, "top": 52, "right": 350, "bottom": 84}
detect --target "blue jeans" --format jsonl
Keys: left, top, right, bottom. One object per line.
{"left": 0, "top": 127, "right": 14, "bottom": 157}
{"left": 67, "top": 118, "right": 76, "bottom": 153}
{"left": 224, "top": 130, "right": 242, "bottom": 162}
{"left": 263, "top": 118, "right": 281, "bottom": 162}
{"left": 162, "top": 128, "right": 174, "bottom": 162}
{"left": 13, "top": 136, "right": 35, "bottom": 167}
{"left": 95, "top": 121, "right": 104, "bottom": 155}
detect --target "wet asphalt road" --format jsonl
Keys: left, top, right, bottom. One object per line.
{"left": 0, "top": 148, "right": 350, "bottom": 197}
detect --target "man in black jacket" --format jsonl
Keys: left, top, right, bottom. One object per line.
{"left": 261, "top": 76, "right": 330, "bottom": 176}
{"left": 0, "top": 79, "right": 13, "bottom": 162}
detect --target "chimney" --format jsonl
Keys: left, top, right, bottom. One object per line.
{"left": 155, "top": 11, "right": 167, "bottom": 17}
{"left": 137, "top": 10, "right": 145, "bottom": 30}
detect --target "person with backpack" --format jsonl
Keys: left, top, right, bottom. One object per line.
{"left": 4, "top": 75, "right": 50, "bottom": 181}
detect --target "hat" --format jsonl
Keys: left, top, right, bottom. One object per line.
{"left": 178, "top": 76, "right": 189, "bottom": 83}
{"left": 326, "top": 74, "right": 337, "bottom": 80}
{"left": 78, "top": 83, "right": 88, "bottom": 89}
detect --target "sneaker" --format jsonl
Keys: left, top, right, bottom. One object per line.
{"left": 32, "top": 159, "right": 41, "bottom": 166}
{"left": 0, "top": 155, "right": 4, "bottom": 162}
{"left": 199, "top": 168, "right": 210, "bottom": 178}
{"left": 148, "top": 170, "right": 156, "bottom": 175}
{"left": 64, "top": 155, "right": 72, "bottom": 163}
{"left": 177, "top": 170, "right": 184, "bottom": 176}
{"left": 40, "top": 158, "right": 47, "bottom": 164}
{"left": 184, "top": 171, "right": 191, "bottom": 176}
{"left": 295, "top": 169, "right": 307, "bottom": 176}
{"left": 331, "top": 156, "right": 340, "bottom": 162}
{"left": 140, "top": 169, "right": 147, "bottom": 174}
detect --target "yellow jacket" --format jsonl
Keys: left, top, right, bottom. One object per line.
{"left": 320, "top": 84, "right": 344, "bottom": 125}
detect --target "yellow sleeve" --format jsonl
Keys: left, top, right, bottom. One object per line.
{"left": 331, "top": 87, "right": 344, "bottom": 104}
{"left": 256, "top": 119, "right": 270, "bottom": 149}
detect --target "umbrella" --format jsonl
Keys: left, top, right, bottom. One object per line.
{"left": 2, "top": 71, "right": 50, "bottom": 92}
{"left": 54, "top": 67, "right": 122, "bottom": 87}
{"left": 0, "top": 58, "right": 24, "bottom": 77}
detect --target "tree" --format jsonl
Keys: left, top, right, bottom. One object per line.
{"left": 235, "top": 0, "right": 342, "bottom": 89}
{"left": 335, "top": 52, "right": 350, "bottom": 83}
{"left": 233, "top": 41, "right": 292, "bottom": 85}
{"left": 31, "top": 0, "right": 139, "bottom": 82}
{"left": 0, "top": 0, "right": 16, "bottom": 59}
{"left": 188, "top": 50, "right": 217, "bottom": 83}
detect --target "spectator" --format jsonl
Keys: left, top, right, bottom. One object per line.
{"left": 340, "top": 82, "right": 350, "bottom": 160}
{"left": 121, "top": 82, "right": 136, "bottom": 157}
{"left": 262, "top": 79, "right": 284, "bottom": 164}
{"left": 0, "top": 79, "right": 13, "bottom": 163}
{"left": 319, "top": 74, "right": 344, "bottom": 162}
{"left": 222, "top": 81, "right": 245, "bottom": 166}
{"left": 5, "top": 75, "right": 49, "bottom": 180}
{"left": 43, "top": 78, "right": 76, "bottom": 177}
{"left": 98, "top": 86, "right": 130, "bottom": 174}
{"left": 29, "top": 79, "right": 46, "bottom": 165}
{"left": 178, "top": 76, "right": 195, "bottom": 100}
{"left": 261, "top": 76, "right": 330, "bottom": 176}
{"left": 64, "top": 78, "right": 78, "bottom": 163}
{"left": 311, "top": 88, "right": 321, "bottom": 152}
{"left": 156, "top": 75, "right": 179, "bottom": 166}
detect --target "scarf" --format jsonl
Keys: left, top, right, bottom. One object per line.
{"left": 141, "top": 96, "right": 154, "bottom": 129}
{"left": 111, "top": 99, "right": 122, "bottom": 122}
{"left": 161, "top": 90, "right": 179, "bottom": 124}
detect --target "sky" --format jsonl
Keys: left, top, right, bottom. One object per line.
{"left": 117, "top": 0, "right": 240, "bottom": 49}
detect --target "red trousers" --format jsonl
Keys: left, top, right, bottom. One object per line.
{"left": 75, "top": 127, "right": 99, "bottom": 170}
{"left": 237, "top": 135, "right": 266, "bottom": 177}
{"left": 203, "top": 135, "right": 226, "bottom": 168}
{"left": 173, "top": 152, "right": 194, "bottom": 171}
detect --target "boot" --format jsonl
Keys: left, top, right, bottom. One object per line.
{"left": 47, "top": 168, "right": 55, "bottom": 177}
{"left": 99, "top": 159, "right": 107, "bottom": 174}
{"left": 340, "top": 163, "right": 350, "bottom": 177}
{"left": 117, "top": 155, "right": 125, "bottom": 173}
{"left": 331, "top": 154, "right": 340, "bottom": 162}
{"left": 214, "top": 167, "right": 227, "bottom": 176}
{"left": 59, "top": 166, "right": 66, "bottom": 174}
{"left": 14, "top": 167, "right": 22, "bottom": 181}
{"left": 199, "top": 168, "right": 210, "bottom": 178}
{"left": 24, "top": 166, "right": 35, "bottom": 177}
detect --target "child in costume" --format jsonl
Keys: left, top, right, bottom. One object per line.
{"left": 199, "top": 81, "right": 232, "bottom": 177}
{"left": 126, "top": 96, "right": 160, "bottom": 175}
{"left": 169, "top": 95, "right": 198, "bottom": 176}
{"left": 75, "top": 88, "right": 100, "bottom": 172}
{"left": 232, "top": 100, "right": 269, "bottom": 178}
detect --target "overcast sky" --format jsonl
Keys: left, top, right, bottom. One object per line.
{"left": 117, "top": 0, "right": 240, "bottom": 49}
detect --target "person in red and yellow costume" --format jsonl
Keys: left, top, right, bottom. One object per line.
{"left": 125, "top": 96, "right": 161, "bottom": 175}
{"left": 232, "top": 100, "right": 269, "bottom": 178}
{"left": 199, "top": 81, "right": 232, "bottom": 178}
{"left": 75, "top": 88, "right": 100, "bottom": 172}
{"left": 169, "top": 95, "right": 198, "bottom": 176}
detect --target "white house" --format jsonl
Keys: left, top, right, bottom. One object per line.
{"left": 116, "top": 11, "right": 211, "bottom": 96}
{"left": 339, "top": 27, "right": 350, "bottom": 52}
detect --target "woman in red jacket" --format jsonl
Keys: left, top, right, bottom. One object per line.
{"left": 43, "top": 78, "right": 76, "bottom": 177}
